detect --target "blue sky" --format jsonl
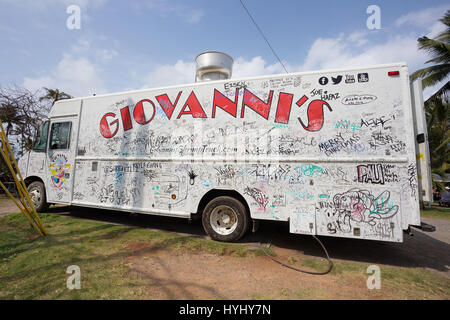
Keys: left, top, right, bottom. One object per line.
{"left": 0, "top": 0, "right": 449, "bottom": 99}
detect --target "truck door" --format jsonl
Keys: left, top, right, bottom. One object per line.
{"left": 24, "top": 120, "right": 50, "bottom": 181}
{"left": 45, "top": 116, "right": 78, "bottom": 203}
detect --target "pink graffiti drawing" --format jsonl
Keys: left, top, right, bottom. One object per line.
{"left": 333, "top": 188, "right": 398, "bottom": 227}
{"left": 49, "top": 154, "right": 70, "bottom": 189}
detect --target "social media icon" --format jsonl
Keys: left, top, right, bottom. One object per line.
{"left": 319, "top": 77, "right": 328, "bottom": 85}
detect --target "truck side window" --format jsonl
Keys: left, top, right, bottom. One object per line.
{"left": 49, "top": 122, "right": 72, "bottom": 150}
{"left": 33, "top": 121, "right": 50, "bottom": 152}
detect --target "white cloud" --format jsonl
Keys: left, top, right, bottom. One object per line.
{"left": 427, "top": 21, "right": 447, "bottom": 38}
{"left": 23, "top": 54, "right": 106, "bottom": 97}
{"left": 347, "top": 31, "right": 369, "bottom": 47}
{"left": 395, "top": 4, "right": 450, "bottom": 36}
{"left": 232, "top": 56, "right": 286, "bottom": 78}
{"left": 139, "top": 35, "right": 428, "bottom": 88}
{"left": 96, "top": 48, "right": 118, "bottom": 60}
{"left": 141, "top": 60, "right": 196, "bottom": 88}
{"left": 140, "top": 56, "right": 291, "bottom": 89}
{"left": 70, "top": 35, "right": 119, "bottom": 61}
{"left": 21, "top": 33, "right": 118, "bottom": 97}
{"left": 291, "top": 5, "right": 447, "bottom": 74}
{"left": 298, "top": 32, "right": 428, "bottom": 72}
{"left": 186, "top": 9, "right": 204, "bottom": 24}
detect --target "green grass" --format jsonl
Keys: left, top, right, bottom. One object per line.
{"left": 1, "top": 211, "right": 449, "bottom": 300}
{"left": 421, "top": 205, "right": 450, "bottom": 220}
{"left": 287, "top": 256, "right": 450, "bottom": 299}
{"left": 0, "top": 212, "right": 257, "bottom": 299}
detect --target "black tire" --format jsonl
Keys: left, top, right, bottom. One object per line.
{"left": 202, "top": 196, "right": 250, "bottom": 242}
{"left": 27, "top": 181, "right": 49, "bottom": 212}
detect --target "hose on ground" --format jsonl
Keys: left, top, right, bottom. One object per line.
{"left": 259, "top": 235, "right": 333, "bottom": 275}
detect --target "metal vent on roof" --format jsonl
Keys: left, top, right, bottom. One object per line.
{"left": 195, "top": 51, "right": 233, "bottom": 82}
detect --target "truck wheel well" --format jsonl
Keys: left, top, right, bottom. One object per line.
{"left": 24, "top": 176, "right": 44, "bottom": 186}
{"left": 194, "top": 189, "right": 251, "bottom": 220}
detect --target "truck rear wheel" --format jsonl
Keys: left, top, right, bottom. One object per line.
{"left": 27, "top": 181, "right": 49, "bottom": 212}
{"left": 202, "top": 196, "right": 249, "bottom": 242}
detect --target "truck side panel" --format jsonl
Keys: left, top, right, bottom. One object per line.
{"left": 66, "top": 63, "right": 419, "bottom": 242}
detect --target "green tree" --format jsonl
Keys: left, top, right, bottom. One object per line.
{"left": 425, "top": 92, "right": 449, "bottom": 192}
{"left": 0, "top": 85, "right": 53, "bottom": 155}
{"left": 410, "top": 10, "right": 450, "bottom": 89}
{"left": 39, "top": 87, "right": 72, "bottom": 106}
{"left": 410, "top": 11, "right": 450, "bottom": 195}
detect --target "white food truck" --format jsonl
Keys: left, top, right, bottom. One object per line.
{"left": 18, "top": 52, "right": 433, "bottom": 242}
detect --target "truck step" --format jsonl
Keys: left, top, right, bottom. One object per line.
{"left": 412, "top": 222, "right": 436, "bottom": 232}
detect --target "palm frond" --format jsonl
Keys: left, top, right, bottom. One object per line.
{"left": 410, "top": 64, "right": 450, "bottom": 88}
{"left": 421, "top": 67, "right": 450, "bottom": 88}
{"left": 417, "top": 37, "right": 450, "bottom": 62}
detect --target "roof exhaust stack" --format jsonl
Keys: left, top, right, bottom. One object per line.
{"left": 195, "top": 51, "right": 233, "bottom": 82}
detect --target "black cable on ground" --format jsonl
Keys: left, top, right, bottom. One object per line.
{"left": 259, "top": 235, "right": 333, "bottom": 275}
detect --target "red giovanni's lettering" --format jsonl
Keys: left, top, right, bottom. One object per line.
{"left": 241, "top": 89, "right": 274, "bottom": 120}
{"left": 177, "top": 91, "right": 207, "bottom": 119}
{"left": 298, "top": 99, "right": 332, "bottom": 132}
{"left": 274, "top": 92, "right": 294, "bottom": 124}
{"left": 155, "top": 91, "right": 182, "bottom": 120}
{"left": 99, "top": 89, "right": 333, "bottom": 138}
{"left": 120, "top": 106, "right": 133, "bottom": 131}
{"left": 133, "top": 99, "right": 155, "bottom": 125}
{"left": 212, "top": 88, "right": 238, "bottom": 118}
{"left": 100, "top": 112, "right": 119, "bottom": 138}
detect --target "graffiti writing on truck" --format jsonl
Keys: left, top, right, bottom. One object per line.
{"left": 99, "top": 89, "right": 333, "bottom": 138}
{"left": 333, "top": 188, "right": 398, "bottom": 227}
{"left": 49, "top": 153, "right": 71, "bottom": 189}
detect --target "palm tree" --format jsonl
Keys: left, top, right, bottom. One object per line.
{"left": 425, "top": 95, "right": 449, "bottom": 192}
{"left": 39, "top": 88, "right": 72, "bottom": 106}
{"left": 410, "top": 10, "right": 450, "bottom": 89}
{"left": 411, "top": 11, "right": 450, "bottom": 199}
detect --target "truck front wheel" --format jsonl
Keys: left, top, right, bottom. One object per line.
{"left": 202, "top": 196, "right": 249, "bottom": 242}
{"left": 27, "top": 181, "right": 49, "bottom": 212}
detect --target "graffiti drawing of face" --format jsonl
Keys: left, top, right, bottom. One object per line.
{"left": 333, "top": 188, "right": 398, "bottom": 226}
{"left": 333, "top": 189, "right": 369, "bottom": 222}
{"left": 49, "top": 154, "right": 70, "bottom": 189}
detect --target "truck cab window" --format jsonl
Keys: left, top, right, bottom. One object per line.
{"left": 49, "top": 122, "right": 72, "bottom": 150}
{"left": 33, "top": 121, "right": 50, "bottom": 152}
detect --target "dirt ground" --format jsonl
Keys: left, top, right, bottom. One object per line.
{"left": 1, "top": 196, "right": 449, "bottom": 299}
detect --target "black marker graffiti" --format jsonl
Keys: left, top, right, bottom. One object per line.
{"left": 357, "top": 164, "right": 385, "bottom": 184}
{"left": 407, "top": 163, "right": 418, "bottom": 198}
{"left": 143, "top": 169, "right": 157, "bottom": 182}
{"left": 244, "top": 186, "right": 269, "bottom": 209}
{"left": 318, "top": 132, "right": 362, "bottom": 156}
{"left": 187, "top": 169, "right": 198, "bottom": 185}
{"left": 341, "top": 94, "right": 377, "bottom": 105}
{"left": 333, "top": 188, "right": 398, "bottom": 227}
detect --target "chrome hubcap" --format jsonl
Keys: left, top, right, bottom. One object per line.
{"left": 210, "top": 205, "right": 238, "bottom": 235}
{"left": 29, "top": 188, "right": 41, "bottom": 207}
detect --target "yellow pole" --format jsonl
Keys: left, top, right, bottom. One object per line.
{"left": 0, "top": 119, "right": 47, "bottom": 236}
{"left": 0, "top": 140, "right": 46, "bottom": 235}
{"left": 0, "top": 181, "right": 44, "bottom": 236}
